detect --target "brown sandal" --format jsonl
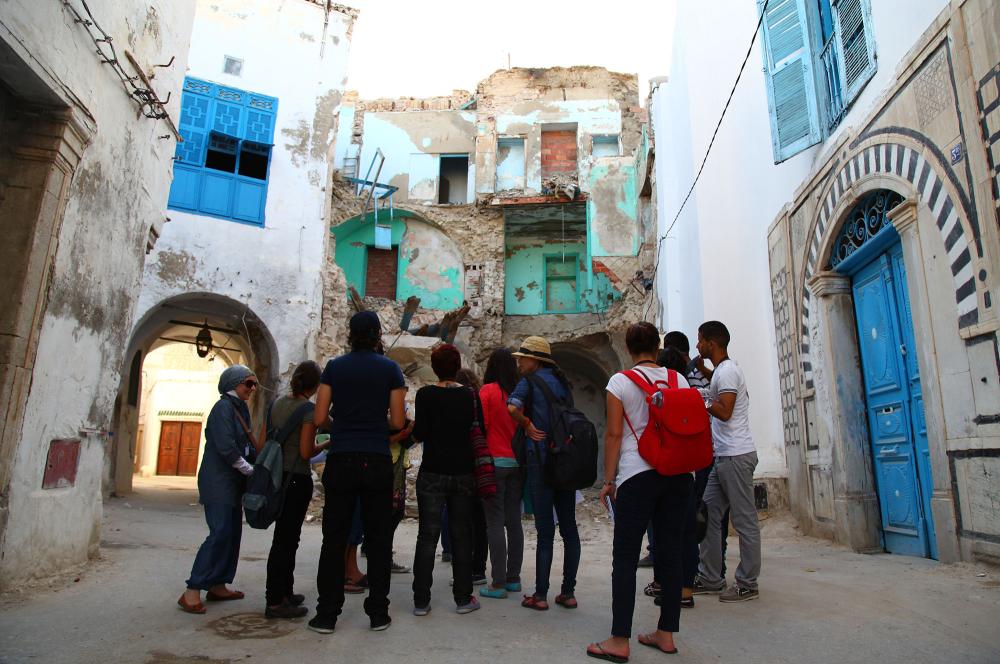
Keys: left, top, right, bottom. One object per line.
{"left": 637, "top": 633, "right": 678, "bottom": 655}
{"left": 521, "top": 594, "right": 549, "bottom": 610}
{"left": 206, "top": 589, "right": 245, "bottom": 601}
{"left": 177, "top": 594, "right": 207, "bottom": 614}
{"left": 555, "top": 594, "right": 578, "bottom": 609}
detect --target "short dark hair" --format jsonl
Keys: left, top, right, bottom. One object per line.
{"left": 657, "top": 347, "right": 688, "bottom": 373}
{"left": 698, "top": 320, "right": 730, "bottom": 349}
{"left": 663, "top": 331, "right": 690, "bottom": 355}
{"left": 625, "top": 322, "right": 661, "bottom": 356}
{"left": 290, "top": 360, "right": 322, "bottom": 395}
{"left": 431, "top": 344, "right": 462, "bottom": 381}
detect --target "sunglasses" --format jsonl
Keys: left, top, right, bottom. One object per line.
{"left": 242, "top": 379, "right": 259, "bottom": 389}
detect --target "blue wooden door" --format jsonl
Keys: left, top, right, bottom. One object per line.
{"left": 852, "top": 246, "right": 934, "bottom": 557}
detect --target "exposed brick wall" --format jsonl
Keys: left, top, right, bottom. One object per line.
{"left": 541, "top": 130, "right": 578, "bottom": 178}
{"left": 365, "top": 247, "right": 399, "bottom": 299}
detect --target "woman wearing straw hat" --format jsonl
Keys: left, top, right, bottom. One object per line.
{"left": 507, "top": 336, "right": 582, "bottom": 611}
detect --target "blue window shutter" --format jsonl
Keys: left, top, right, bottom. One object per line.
{"left": 758, "top": 0, "right": 822, "bottom": 163}
{"left": 213, "top": 86, "right": 246, "bottom": 137}
{"left": 174, "top": 79, "right": 211, "bottom": 164}
{"left": 245, "top": 93, "right": 278, "bottom": 143}
{"left": 168, "top": 163, "right": 201, "bottom": 210}
{"left": 832, "top": 0, "right": 876, "bottom": 105}
{"left": 233, "top": 180, "right": 266, "bottom": 223}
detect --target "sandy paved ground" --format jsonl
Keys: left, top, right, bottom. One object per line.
{"left": 1, "top": 475, "right": 998, "bottom": 664}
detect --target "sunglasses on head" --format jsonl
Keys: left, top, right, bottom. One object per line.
{"left": 242, "top": 379, "right": 259, "bottom": 389}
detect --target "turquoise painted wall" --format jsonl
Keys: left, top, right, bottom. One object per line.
{"left": 587, "top": 160, "right": 640, "bottom": 257}
{"left": 504, "top": 238, "right": 618, "bottom": 315}
{"left": 332, "top": 211, "right": 463, "bottom": 310}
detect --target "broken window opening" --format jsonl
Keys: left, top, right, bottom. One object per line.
{"left": 592, "top": 134, "right": 620, "bottom": 158}
{"left": 238, "top": 141, "right": 271, "bottom": 180}
{"left": 205, "top": 132, "right": 238, "bottom": 173}
{"left": 438, "top": 154, "right": 469, "bottom": 204}
{"left": 541, "top": 125, "right": 578, "bottom": 181}
{"left": 496, "top": 137, "right": 526, "bottom": 190}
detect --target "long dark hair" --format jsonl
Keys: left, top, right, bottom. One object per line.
{"left": 483, "top": 347, "right": 518, "bottom": 395}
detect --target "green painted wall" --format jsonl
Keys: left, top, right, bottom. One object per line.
{"left": 504, "top": 238, "right": 618, "bottom": 315}
{"left": 332, "top": 210, "right": 463, "bottom": 310}
{"left": 587, "top": 160, "right": 639, "bottom": 257}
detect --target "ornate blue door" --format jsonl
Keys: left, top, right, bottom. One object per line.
{"left": 852, "top": 246, "right": 934, "bottom": 557}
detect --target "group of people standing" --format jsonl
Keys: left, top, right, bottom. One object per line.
{"left": 177, "top": 310, "right": 762, "bottom": 661}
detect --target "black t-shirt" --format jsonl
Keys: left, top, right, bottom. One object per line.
{"left": 413, "top": 385, "right": 475, "bottom": 476}
{"left": 320, "top": 350, "right": 405, "bottom": 455}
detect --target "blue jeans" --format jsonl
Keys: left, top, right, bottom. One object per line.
{"left": 526, "top": 459, "right": 580, "bottom": 598}
{"left": 186, "top": 503, "right": 243, "bottom": 590}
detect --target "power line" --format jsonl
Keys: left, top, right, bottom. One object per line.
{"left": 644, "top": 0, "right": 770, "bottom": 321}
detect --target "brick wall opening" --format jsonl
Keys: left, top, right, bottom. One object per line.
{"left": 365, "top": 246, "right": 399, "bottom": 299}
{"left": 541, "top": 128, "right": 578, "bottom": 179}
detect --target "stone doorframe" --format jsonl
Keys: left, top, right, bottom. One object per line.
{"left": 805, "top": 173, "right": 961, "bottom": 561}
{"left": 0, "top": 29, "right": 96, "bottom": 554}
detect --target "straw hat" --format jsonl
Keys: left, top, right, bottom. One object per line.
{"left": 511, "top": 336, "right": 556, "bottom": 365}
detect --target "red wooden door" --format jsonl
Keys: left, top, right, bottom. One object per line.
{"left": 177, "top": 422, "right": 202, "bottom": 477}
{"left": 156, "top": 421, "right": 182, "bottom": 476}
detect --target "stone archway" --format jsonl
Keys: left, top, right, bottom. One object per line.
{"left": 111, "top": 293, "right": 279, "bottom": 495}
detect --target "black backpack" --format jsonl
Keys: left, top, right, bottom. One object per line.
{"left": 243, "top": 401, "right": 313, "bottom": 529}
{"left": 527, "top": 375, "right": 599, "bottom": 491}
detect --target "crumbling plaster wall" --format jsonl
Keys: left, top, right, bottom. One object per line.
{"left": 137, "top": 0, "right": 355, "bottom": 388}
{"left": 0, "top": 0, "right": 195, "bottom": 587}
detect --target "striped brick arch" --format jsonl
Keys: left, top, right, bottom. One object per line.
{"left": 798, "top": 142, "right": 979, "bottom": 391}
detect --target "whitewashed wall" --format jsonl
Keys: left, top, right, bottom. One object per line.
{"left": 0, "top": 0, "right": 195, "bottom": 585}
{"left": 652, "top": 0, "right": 950, "bottom": 478}
{"left": 137, "top": 0, "right": 355, "bottom": 379}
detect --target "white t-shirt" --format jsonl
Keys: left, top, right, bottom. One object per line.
{"left": 606, "top": 366, "right": 690, "bottom": 487}
{"left": 709, "top": 359, "right": 755, "bottom": 456}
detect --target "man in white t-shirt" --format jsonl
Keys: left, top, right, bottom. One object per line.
{"left": 694, "top": 321, "right": 761, "bottom": 602}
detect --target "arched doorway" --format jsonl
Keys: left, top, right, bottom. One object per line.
{"left": 830, "top": 189, "right": 936, "bottom": 559}
{"left": 111, "top": 293, "right": 279, "bottom": 495}
{"left": 551, "top": 334, "right": 618, "bottom": 474}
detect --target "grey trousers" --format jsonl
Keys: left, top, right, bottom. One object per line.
{"left": 482, "top": 465, "right": 525, "bottom": 587}
{"left": 698, "top": 451, "right": 761, "bottom": 590}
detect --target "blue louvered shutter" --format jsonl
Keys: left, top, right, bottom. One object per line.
{"left": 832, "top": 0, "right": 876, "bottom": 105}
{"left": 758, "top": 0, "right": 822, "bottom": 163}
{"left": 169, "top": 79, "right": 213, "bottom": 210}
{"left": 213, "top": 86, "right": 246, "bottom": 137}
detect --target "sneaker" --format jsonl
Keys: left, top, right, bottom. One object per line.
{"left": 643, "top": 581, "right": 662, "bottom": 598}
{"left": 691, "top": 576, "right": 725, "bottom": 595}
{"left": 719, "top": 585, "right": 759, "bottom": 603}
{"left": 413, "top": 604, "right": 431, "bottom": 617}
{"left": 390, "top": 561, "right": 411, "bottom": 574}
{"left": 479, "top": 586, "right": 508, "bottom": 599}
{"left": 441, "top": 552, "right": 452, "bottom": 563}
{"left": 265, "top": 601, "right": 308, "bottom": 619}
{"left": 456, "top": 597, "right": 481, "bottom": 614}
{"left": 637, "top": 554, "right": 654, "bottom": 568}
{"left": 370, "top": 614, "right": 392, "bottom": 631}
{"left": 505, "top": 582, "right": 522, "bottom": 592}
{"left": 471, "top": 574, "right": 488, "bottom": 586}
{"left": 307, "top": 615, "right": 336, "bottom": 634}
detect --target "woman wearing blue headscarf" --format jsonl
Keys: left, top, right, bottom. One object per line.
{"left": 178, "top": 364, "right": 262, "bottom": 614}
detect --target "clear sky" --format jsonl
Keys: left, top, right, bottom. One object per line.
{"left": 342, "top": 0, "right": 677, "bottom": 104}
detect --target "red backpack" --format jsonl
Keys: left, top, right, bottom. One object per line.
{"left": 620, "top": 368, "right": 713, "bottom": 476}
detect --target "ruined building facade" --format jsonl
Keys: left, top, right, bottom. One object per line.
{"left": 0, "top": 0, "right": 195, "bottom": 587}
{"left": 322, "top": 67, "right": 657, "bottom": 443}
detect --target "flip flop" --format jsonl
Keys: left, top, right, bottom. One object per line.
{"left": 177, "top": 594, "right": 207, "bottom": 614}
{"left": 637, "top": 633, "right": 678, "bottom": 655}
{"left": 586, "top": 642, "right": 629, "bottom": 663}
{"left": 554, "top": 594, "right": 578, "bottom": 609}
{"left": 206, "top": 589, "right": 244, "bottom": 601}
{"left": 521, "top": 595, "right": 549, "bottom": 610}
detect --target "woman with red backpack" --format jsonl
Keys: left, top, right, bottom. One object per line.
{"left": 586, "top": 322, "right": 696, "bottom": 662}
